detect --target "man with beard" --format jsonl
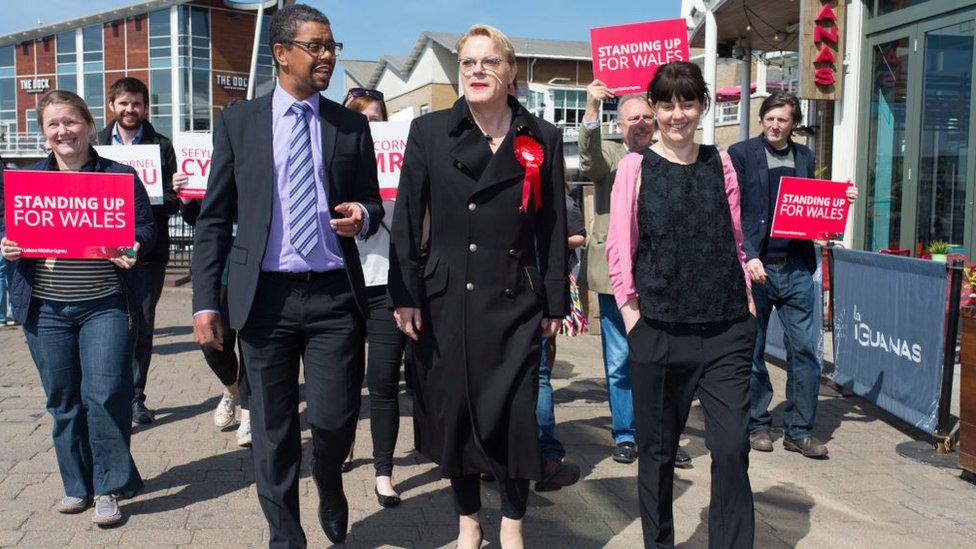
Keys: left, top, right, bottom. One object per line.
{"left": 97, "top": 77, "right": 181, "bottom": 425}
{"left": 191, "top": 4, "right": 382, "bottom": 546}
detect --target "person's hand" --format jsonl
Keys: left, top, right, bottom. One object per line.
{"left": 394, "top": 307, "right": 422, "bottom": 341}
{"left": 746, "top": 258, "right": 766, "bottom": 283}
{"left": 173, "top": 172, "right": 192, "bottom": 205}
{"left": 193, "top": 311, "right": 224, "bottom": 351}
{"left": 540, "top": 318, "right": 561, "bottom": 338}
{"left": 620, "top": 298, "right": 641, "bottom": 335}
{"left": 585, "top": 79, "right": 613, "bottom": 107}
{"left": 845, "top": 183, "right": 859, "bottom": 203}
{"left": 107, "top": 242, "right": 140, "bottom": 270}
{"left": 583, "top": 79, "right": 613, "bottom": 122}
{"left": 1, "top": 237, "right": 22, "bottom": 261}
{"left": 331, "top": 203, "right": 365, "bottom": 238}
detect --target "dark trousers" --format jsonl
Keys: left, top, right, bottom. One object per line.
{"left": 749, "top": 256, "right": 820, "bottom": 439}
{"left": 133, "top": 257, "right": 167, "bottom": 404}
{"left": 239, "top": 271, "right": 364, "bottom": 549}
{"left": 24, "top": 294, "right": 143, "bottom": 498}
{"left": 364, "top": 285, "right": 406, "bottom": 477}
{"left": 200, "top": 284, "right": 248, "bottom": 409}
{"left": 450, "top": 475, "right": 530, "bottom": 520}
{"left": 629, "top": 315, "right": 755, "bottom": 549}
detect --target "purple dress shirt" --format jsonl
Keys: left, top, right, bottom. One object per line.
{"left": 261, "top": 85, "right": 369, "bottom": 272}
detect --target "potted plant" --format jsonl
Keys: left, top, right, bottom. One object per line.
{"left": 929, "top": 240, "right": 950, "bottom": 263}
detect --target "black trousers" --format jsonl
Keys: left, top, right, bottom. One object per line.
{"left": 200, "top": 284, "right": 249, "bottom": 409}
{"left": 133, "top": 256, "right": 167, "bottom": 404}
{"left": 629, "top": 315, "right": 756, "bottom": 549}
{"left": 239, "top": 272, "right": 365, "bottom": 549}
{"left": 450, "top": 475, "right": 530, "bottom": 520}
{"left": 364, "top": 285, "right": 407, "bottom": 476}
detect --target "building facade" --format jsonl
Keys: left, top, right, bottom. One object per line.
{"left": 0, "top": 0, "right": 280, "bottom": 163}
{"left": 685, "top": 0, "right": 975, "bottom": 258}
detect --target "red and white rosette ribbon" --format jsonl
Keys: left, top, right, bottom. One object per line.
{"left": 514, "top": 135, "right": 544, "bottom": 213}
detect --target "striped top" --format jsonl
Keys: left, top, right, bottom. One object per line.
{"left": 33, "top": 259, "right": 120, "bottom": 302}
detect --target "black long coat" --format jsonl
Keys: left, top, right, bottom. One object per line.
{"left": 388, "top": 97, "right": 568, "bottom": 481}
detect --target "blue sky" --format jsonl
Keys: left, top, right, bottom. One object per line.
{"left": 1, "top": 1, "right": 682, "bottom": 100}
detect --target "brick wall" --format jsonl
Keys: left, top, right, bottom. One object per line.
{"left": 127, "top": 16, "right": 149, "bottom": 69}
{"left": 105, "top": 22, "right": 126, "bottom": 71}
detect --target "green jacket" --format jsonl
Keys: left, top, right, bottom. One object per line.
{"left": 578, "top": 122, "right": 627, "bottom": 295}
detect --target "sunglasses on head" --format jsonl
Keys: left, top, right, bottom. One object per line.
{"left": 344, "top": 88, "right": 384, "bottom": 103}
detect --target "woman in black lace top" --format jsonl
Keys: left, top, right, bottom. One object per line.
{"left": 605, "top": 62, "right": 757, "bottom": 549}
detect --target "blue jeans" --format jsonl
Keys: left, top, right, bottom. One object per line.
{"left": 598, "top": 293, "right": 636, "bottom": 444}
{"left": 0, "top": 256, "right": 12, "bottom": 320}
{"left": 537, "top": 338, "right": 565, "bottom": 462}
{"left": 23, "top": 294, "right": 143, "bottom": 499}
{"left": 749, "top": 256, "right": 821, "bottom": 439}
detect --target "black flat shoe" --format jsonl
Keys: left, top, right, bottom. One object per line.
{"left": 674, "top": 448, "right": 693, "bottom": 469}
{"left": 375, "top": 486, "right": 401, "bottom": 508}
{"left": 317, "top": 492, "right": 349, "bottom": 544}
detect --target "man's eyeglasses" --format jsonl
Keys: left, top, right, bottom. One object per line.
{"left": 344, "top": 88, "right": 384, "bottom": 104}
{"left": 459, "top": 57, "right": 506, "bottom": 75}
{"left": 282, "top": 40, "right": 342, "bottom": 57}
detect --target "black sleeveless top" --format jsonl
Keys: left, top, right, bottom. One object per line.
{"left": 634, "top": 145, "right": 748, "bottom": 323}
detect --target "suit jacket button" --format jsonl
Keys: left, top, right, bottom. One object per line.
{"left": 466, "top": 282, "right": 475, "bottom": 291}
{"left": 504, "top": 288, "right": 513, "bottom": 297}
{"left": 469, "top": 243, "right": 478, "bottom": 252}
{"left": 468, "top": 203, "right": 477, "bottom": 211}
{"left": 508, "top": 249, "right": 516, "bottom": 256}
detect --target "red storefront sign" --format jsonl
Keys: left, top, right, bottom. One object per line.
{"left": 800, "top": 0, "right": 845, "bottom": 100}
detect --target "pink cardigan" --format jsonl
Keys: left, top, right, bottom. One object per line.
{"left": 605, "top": 149, "right": 751, "bottom": 309}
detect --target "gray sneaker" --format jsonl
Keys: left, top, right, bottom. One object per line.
{"left": 91, "top": 494, "right": 122, "bottom": 526}
{"left": 56, "top": 495, "right": 91, "bottom": 514}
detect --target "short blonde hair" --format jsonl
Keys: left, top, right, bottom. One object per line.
{"left": 456, "top": 24, "right": 517, "bottom": 66}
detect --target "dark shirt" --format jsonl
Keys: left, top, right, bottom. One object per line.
{"left": 634, "top": 146, "right": 747, "bottom": 323}
{"left": 763, "top": 136, "right": 800, "bottom": 259}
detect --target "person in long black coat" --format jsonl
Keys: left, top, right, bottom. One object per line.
{"left": 388, "top": 24, "right": 568, "bottom": 549}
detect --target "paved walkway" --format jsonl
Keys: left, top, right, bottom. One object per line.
{"left": 0, "top": 288, "right": 975, "bottom": 548}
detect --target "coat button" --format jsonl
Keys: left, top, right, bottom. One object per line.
{"left": 466, "top": 282, "right": 475, "bottom": 291}
{"left": 469, "top": 243, "right": 478, "bottom": 252}
{"left": 504, "top": 288, "right": 514, "bottom": 297}
{"left": 468, "top": 203, "right": 477, "bottom": 211}
{"left": 508, "top": 249, "right": 516, "bottom": 256}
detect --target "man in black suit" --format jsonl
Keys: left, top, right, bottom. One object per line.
{"left": 191, "top": 5, "right": 382, "bottom": 547}
{"left": 729, "top": 92, "right": 856, "bottom": 460}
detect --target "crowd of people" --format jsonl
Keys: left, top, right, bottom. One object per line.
{"left": 0, "top": 3, "right": 860, "bottom": 548}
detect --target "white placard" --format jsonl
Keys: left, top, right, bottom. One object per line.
{"left": 94, "top": 144, "right": 164, "bottom": 205}
{"left": 174, "top": 132, "right": 214, "bottom": 199}
{"left": 369, "top": 121, "right": 411, "bottom": 200}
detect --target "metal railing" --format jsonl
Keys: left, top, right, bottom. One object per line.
{"left": 0, "top": 132, "right": 46, "bottom": 156}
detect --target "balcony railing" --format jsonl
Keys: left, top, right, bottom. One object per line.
{"left": 0, "top": 132, "right": 46, "bottom": 156}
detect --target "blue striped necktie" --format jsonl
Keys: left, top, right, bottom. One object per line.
{"left": 287, "top": 101, "right": 319, "bottom": 257}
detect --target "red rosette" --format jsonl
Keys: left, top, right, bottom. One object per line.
{"left": 513, "top": 135, "right": 544, "bottom": 213}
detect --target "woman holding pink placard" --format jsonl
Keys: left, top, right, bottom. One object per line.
{"left": 0, "top": 90, "right": 155, "bottom": 528}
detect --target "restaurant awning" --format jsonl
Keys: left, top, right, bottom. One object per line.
{"left": 715, "top": 81, "right": 792, "bottom": 102}
{"left": 688, "top": 0, "right": 802, "bottom": 53}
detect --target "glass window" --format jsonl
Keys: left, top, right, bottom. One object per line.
{"left": 420, "top": 104, "right": 430, "bottom": 116}
{"left": 553, "top": 89, "right": 586, "bottom": 128}
{"left": 864, "top": 37, "right": 911, "bottom": 252}
{"left": 876, "top": 0, "right": 932, "bottom": 16}
{"left": 25, "top": 109, "right": 38, "bottom": 134}
{"left": 0, "top": 45, "right": 13, "bottom": 67}
{"left": 914, "top": 21, "right": 973, "bottom": 252}
{"left": 150, "top": 69, "right": 171, "bottom": 106}
{"left": 718, "top": 102, "right": 740, "bottom": 124}
{"left": 82, "top": 25, "right": 102, "bottom": 53}
{"left": 178, "top": 5, "right": 210, "bottom": 132}
{"left": 0, "top": 77, "right": 14, "bottom": 111}
{"left": 765, "top": 52, "right": 800, "bottom": 93}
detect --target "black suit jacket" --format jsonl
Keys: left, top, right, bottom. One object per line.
{"left": 728, "top": 135, "right": 818, "bottom": 273}
{"left": 96, "top": 120, "right": 179, "bottom": 263}
{"left": 191, "top": 92, "right": 383, "bottom": 329}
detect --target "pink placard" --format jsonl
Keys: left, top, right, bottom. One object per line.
{"left": 4, "top": 170, "right": 135, "bottom": 258}
{"left": 770, "top": 177, "right": 852, "bottom": 240}
{"left": 590, "top": 19, "right": 690, "bottom": 96}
